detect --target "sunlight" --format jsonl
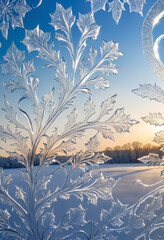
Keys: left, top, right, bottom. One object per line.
{"left": 153, "top": 34, "right": 164, "bottom": 64}
{"left": 153, "top": 11, "right": 164, "bottom": 27}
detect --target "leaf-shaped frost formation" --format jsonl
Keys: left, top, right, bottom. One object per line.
{"left": 41, "top": 211, "right": 55, "bottom": 227}
{"left": 0, "top": 125, "right": 26, "bottom": 146}
{"left": 0, "top": 209, "right": 11, "bottom": 227}
{"left": 50, "top": 3, "right": 75, "bottom": 57}
{"left": 65, "top": 204, "right": 87, "bottom": 226}
{"left": 0, "top": 0, "right": 31, "bottom": 39}
{"left": 60, "top": 170, "right": 118, "bottom": 205}
{"left": 100, "top": 95, "right": 116, "bottom": 116}
{"left": 79, "top": 58, "right": 89, "bottom": 79}
{"left": 71, "top": 134, "right": 110, "bottom": 170}
{"left": 36, "top": 174, "right": 53, "bottom": 192}
{"left": 76, "top": 12, "right": 100, "bottom": 71}
{"left": 97, "top": 62, "right": 118, "bottom": 76}
{"left": 142, "top": 113, "right": 164, "bottom": 126}
{"left": 14, "top": 0, "right": 31, "bottom": 18}
{"left": 126, "top": 0, "right": 146, "bottom": 15}
{"left": 23, "top": 25, "right": 69, "bottom": 95}
{"left": 77, "top": 12, "right": 100, "bottom": 41}
{"left": 77, "top": 95, "right": 138, "bottom": 140}
{"left": 0, "top": 125, "right": 29, "bottom": 166}
{"left": 86, "top": 0, "right": 108, "bottom": 13}
{"left": 65, "top": 108, "right": 78, "bottom": 131}
{"left": 154, "top": 131, "right": 164, "bottom": 144}
{"left": 100, "top": 199, "right": 129, "bottom": 227}
{"left": 89, "top": 76, "right": 109, "bottom": 90}
{"left": 3, "top": 174, "right": 13, "bottom": 187}
{"left": 85, "top": 134, "right": 100, "bottom": 152}
{"left": 99, "top": 128, "right": 115, "bottom": 140}
{"left": 0, "top": 21, "right": 9, "bottom": 40}
{"left": 91, "top": 41, "right": 123, "bottom": 79}
{"left": 132, "top": 84, "right": 164, "bottom": 103}
{"left": 22, "top": 25, "right": 51, "bottom": 55}
{"left": 108, "top": 0, "right": 125, "bottom": 24}
{"left": 89, "top": 219, "right": 119, "bottom": 240}
{"left": 2, "top": 96, "right": 21, "bottom": 128}
{"left": 20, "top": 170, "right": 31, "bottom": 186}
{"left": 2, "top": 44, "right": 39, "bottom": 110}
{"left": 1, "top": 43, "right": 25, "bottom": 78}
{"left": 138, "top": 153, "right": 164, "bottom": 166}
{"left": 55, "top": 139, "right": 76, "bottom": 155}
{"left": 15, "top": 186, "right": 26, "bottom": 204}
{"left": 135, "top": 195, "right": 163, "bottom": 221}
{"left": 84, "top": 97, "right": 96, "bottom": 121}
{"left": 23, "top": 60, "right": 35, "bottom": 80}
{"left": 107, "top": 108, "right": 138, "bottom": 133}
{"left": 50, "top": 3, "right": 75, "bottom": 34}
{"left": 72, "top": 151, "right": 110, "bottom": 171}
{"left": 100, "top": 40, "right": 123, "bottom": 61}
{"left": 88, "top": 45, "right": 97, "bottom": 67}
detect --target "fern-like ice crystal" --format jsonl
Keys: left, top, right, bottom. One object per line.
{"left": 0, "top": 1, "right": 163, "bottom": 240}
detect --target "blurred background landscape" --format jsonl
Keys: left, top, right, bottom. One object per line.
{"left": 0, "top": 141, "right": 162, "bottom": 168}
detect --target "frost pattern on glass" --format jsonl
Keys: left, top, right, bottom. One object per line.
{"left": 133, "top": 83, "right": 164, "bottom": 176}
{"left": 0, "top": 1, "right": 163, "bottom": 240}
{"left": 142, "top": 0, "right": 164, "bottom": 81}
{"left": 132, "top": 1, "right": 164, "bottom": 238}
{"left": 87, "top": 0, "right": 146, "bottom": 24}
{"left": 0, "top": 0, "right": 42, "bottom": 40}
{"left": 133, "top": 0, "right": 164, "bottom": 175}
{"left": 133, "top": 43, "right": 164, "bottom": 240}
{"left": 0, "top": 2, "right": 141, "bottom": 239}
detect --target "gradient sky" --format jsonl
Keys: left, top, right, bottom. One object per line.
{"left": 0, "top": 0, "right": 163, "bottom": 156}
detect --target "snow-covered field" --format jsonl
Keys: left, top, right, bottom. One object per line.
{"left": 98, "top": 164, "right": 163, "bottom": 204}
{"left": 4, "top": 163, "right": 163, "bottom": 203}
{"left": 1, "top": 164, "right": 163, "bottom": 239}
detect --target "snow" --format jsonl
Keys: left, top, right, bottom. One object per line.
{"left": 1, "top": 164, "right": 163, "bottom": 239}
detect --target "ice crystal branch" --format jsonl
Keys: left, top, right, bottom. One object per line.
{"left": 86, "top": 0, "right": 146, "bottom": 24}
{"left": 0, "top": 2, "right": 139, "bottom": 239}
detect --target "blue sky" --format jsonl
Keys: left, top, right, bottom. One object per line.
{"left": 0, "top": 0, "right": 163, "bottom": 156}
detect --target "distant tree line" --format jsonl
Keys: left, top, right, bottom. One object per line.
{"left": 104, "top": 141, "right": 162, "bottom": 164}
{"left": 0, "top": 142, "right": 162, "bottom": 168}
{"left": 0, "top": 156, "right": 38, "bottom": 169}
{"left": 0, "top": 155, "right": 69, "bottom": 169}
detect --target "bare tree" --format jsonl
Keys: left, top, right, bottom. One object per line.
{"left": 122, "top": 143, "right": 133, "bottom": 162}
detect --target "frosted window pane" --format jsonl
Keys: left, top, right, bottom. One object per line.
{"left": 0, "top": 0, "right": 163, "bottom": 239}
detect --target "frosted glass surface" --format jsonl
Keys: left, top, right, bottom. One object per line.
{"left": 0, "top": 0, "right": 163, "bottom": 239}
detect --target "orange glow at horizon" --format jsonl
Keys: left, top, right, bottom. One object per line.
{"left": 99, "top": 122, "right": 161, "bottom": 151}
{"left": 0, "top": 121, "right": 160, "bottom": 158}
